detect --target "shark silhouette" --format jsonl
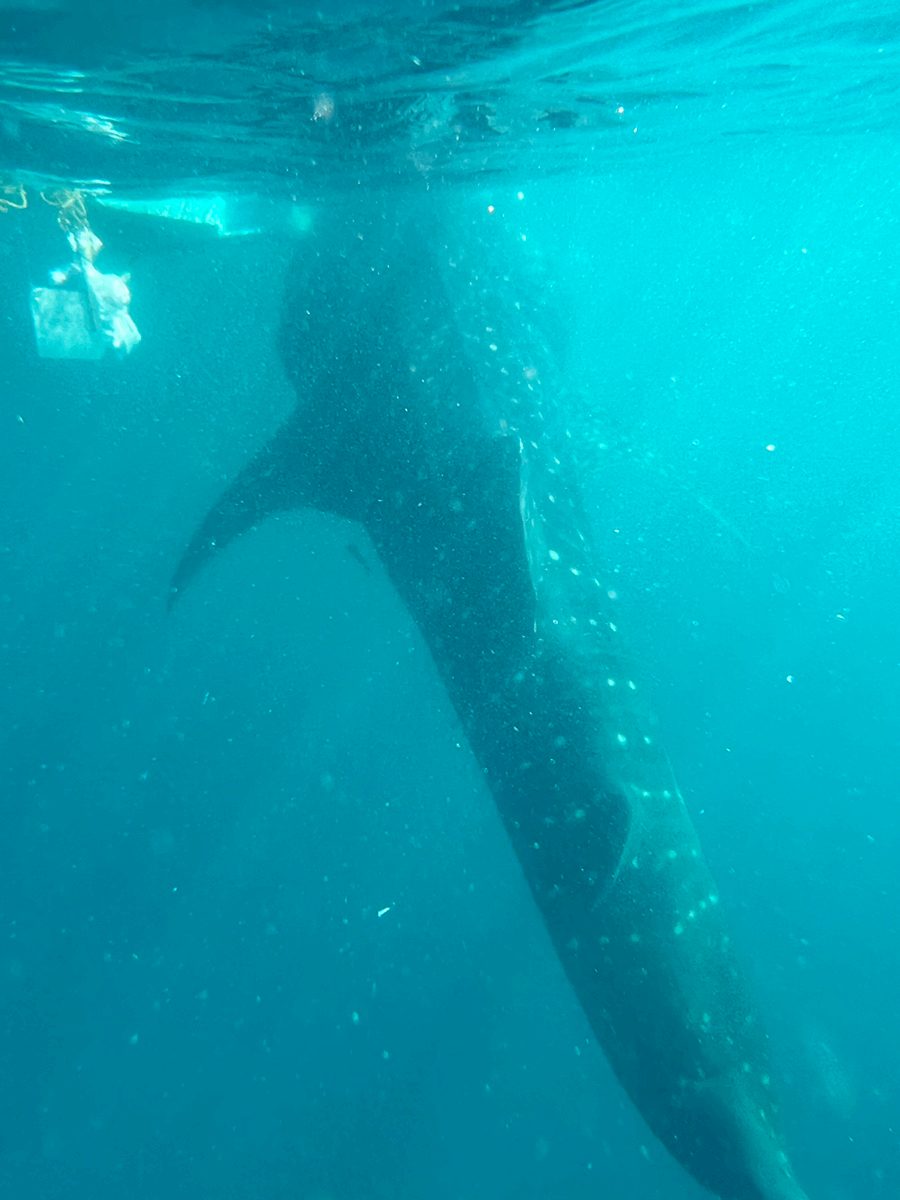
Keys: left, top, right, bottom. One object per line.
{"left": 170, "top": 192, "right": 808, "bottom": 1200}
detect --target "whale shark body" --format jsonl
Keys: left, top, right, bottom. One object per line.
{"left": 171, "top": 194, "right": 808, "bottom": 1200}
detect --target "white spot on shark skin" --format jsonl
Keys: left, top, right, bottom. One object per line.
{"left": 609, "top": 622, "right": 617, "bottom": 632}
{"left": 627, "top": 680, "right": 637, "bottom": 690}
{"left": 674, "top": 923, "right": 685, "bottom": 936}
{"left": 616, "top": 733, "right": 628, "bottom": 746}
{"left": 667, "top": 850, "right": 678, "bottom": 860}
{"left": 570, "top": 567, "right": 581, "bottom": 576}
{"left": 630, "top": 933, "right": 641, "bottom": 944}
{"left": 606, "top": 678, "right": 616, "bottom": 687}
{"left": 643, "top": 736, "right": 652, "bottom": 745}
{"left": 548, "top": 550, "right": 560, "bottom": 561}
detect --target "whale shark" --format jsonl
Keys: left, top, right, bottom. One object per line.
{"left": 170, "top": 192, "right": 809, "bottom": 1200}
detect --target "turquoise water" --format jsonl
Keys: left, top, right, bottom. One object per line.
{"left": 1, "top": 3, "right": 898, "bottom": 1198}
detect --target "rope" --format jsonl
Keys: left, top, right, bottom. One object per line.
{"left": 0, "top": 181, "right": 27, "bottom": 213}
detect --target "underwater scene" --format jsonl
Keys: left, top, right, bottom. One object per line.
{"left": 0, "top": 3, "right": 898, "bottom": 1199}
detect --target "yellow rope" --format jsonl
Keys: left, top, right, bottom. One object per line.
{"left": 0, "top": 182, "right": 27, "bottom": 213}
{"left": 40, "top": 187, "right": 90, "bottom": 234}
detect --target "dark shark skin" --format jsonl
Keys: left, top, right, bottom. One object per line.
{"left": 170, "top": 194, "right": 808, "bottom": 1200}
